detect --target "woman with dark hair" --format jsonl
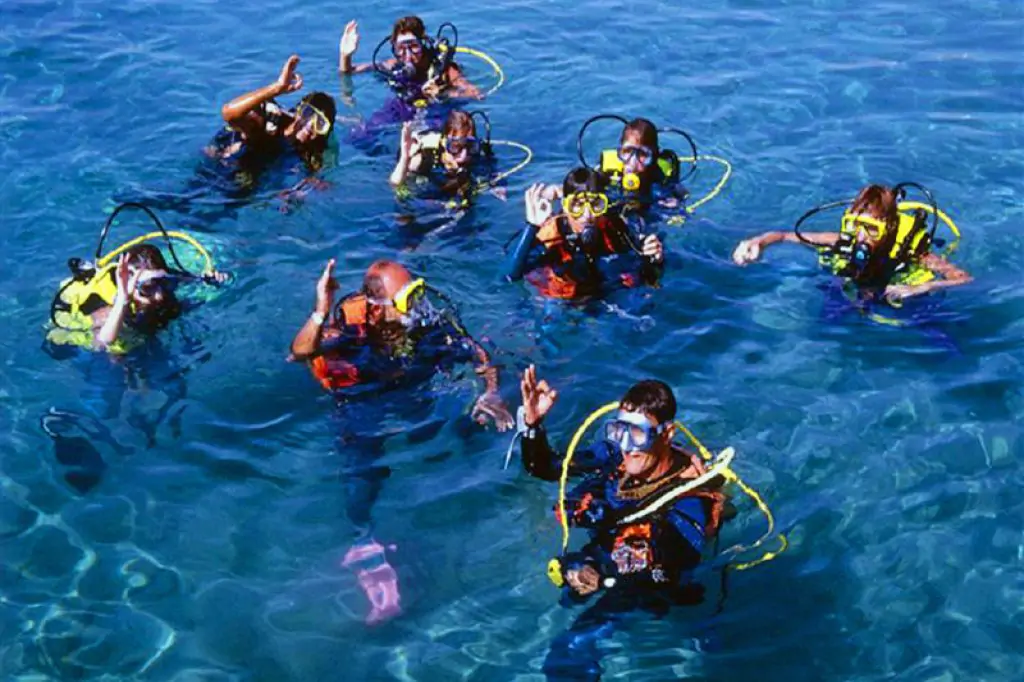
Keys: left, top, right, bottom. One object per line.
{"left": 506, "top": 168, "right": 665, "bottom": 299}
{"left": 732, "top": 184, "right": 972, "bottom": 303}
{"left": 218, "top": 55, "right": 337, "bottom": 174}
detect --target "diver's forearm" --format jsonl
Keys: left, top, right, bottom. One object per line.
{"left": 522, "top": 427, "right": 561, "bottom": 481}
{"left": 339, "top": 61, "right": 374, "bottom": 75}
{"left": 96, "top": 297, "right": 129, "bottom": 349}
{"left": 222, "top": 81, "right": 283, "bottom": 124}
{"left": 389, "top": 157, "right": 411, "bottom": 188}
{"left": 289, "top": 313, "right": 326, "bottom": 360}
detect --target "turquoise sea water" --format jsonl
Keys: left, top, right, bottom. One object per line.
{"left": 2, "top": 0, "right": 1023, "bottom": 679}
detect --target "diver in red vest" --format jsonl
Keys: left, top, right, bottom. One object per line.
{"left": 506, "top": 168, "right": 664, "bottom": 299}
{"left": 288, "top": 258, "right": 512, "bottom": 624}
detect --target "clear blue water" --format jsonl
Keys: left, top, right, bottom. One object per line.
{"left": 2, "top": 0, "right": 1023, "bottom": 679}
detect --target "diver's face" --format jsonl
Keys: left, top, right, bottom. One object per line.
{"left": 130, "top": 269, "right": 173, "bottom": 310}
{"left": 567, "top": 205, "right": 597, "bottom": 233}
{"left": 393, "top": 32, "right": 426, "bottom": 69}
{"left": 442, "top": 145, "right": 473, "bottom": 172}
{"left": 619, "top": 130, "right": 655, "bottom": 176}
{"left": 619, "top": 411, "right": 671, "bottom": 480}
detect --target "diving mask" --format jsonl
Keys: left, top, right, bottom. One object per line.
{"left": 393, "top": 37, "right": 424, "bottom": 60}
{"left": 562, "top": 192, "right": 610, "bottom": 219}
{"left": 133, "top": 271, "right": 180, "bottom": 300}
{"left": 442, "top": 135, "right": 481, "bottom": 157}
{"left": 618, "top": 144, "right": 655, "bottom": 168}
{"left": 841, "top": 212, "right": 889, "bottom": 241}
{"left": 295, "top": 101, "right": 332, "bottom": 136}
{"left": 604, "top": 411, "right": 665, "bottom": 453}
{"left": 366, "top": 278, "right": 427, "bottom": 315}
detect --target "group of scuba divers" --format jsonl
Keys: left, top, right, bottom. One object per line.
{"left": 44, "top": 13, "right": 974, "bottom": 681}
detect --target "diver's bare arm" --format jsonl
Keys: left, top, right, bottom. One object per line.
{"left": 758, "top": 230, "right": 838, "bottom": 250}
{"left": 444, "top": 65, "right": 482, "bottom": 100}
{"left": 221, "top": 80, "right": 285, "bottom": 138}
{"left": 95, "top": 299, "right": 129, "bottom": 350}
{"left": 340, "top": 62, "right": 376, "bottom": 75}
{"left": 890, "top": 254, "right": 974, "bottom": 299}
{"left": 289, "top": 313, "right": 333, "bottom": 361}
{"left": 467, "top": 338, "right": 500, "bottom": 394}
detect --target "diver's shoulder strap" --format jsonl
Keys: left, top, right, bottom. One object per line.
{"left": 338, "top": 293, "right": 368, "bottom": 326}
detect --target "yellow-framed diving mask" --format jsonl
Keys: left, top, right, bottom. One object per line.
{"left": 840, "top": 212, "right": 889, "bottom": 241}
{"left": 295, "top": 101, "right": 332, "bottom": 136}
{"left": 392, "top": 278, "right": 427, "bottom": 315}
{"left": 562, "top": 192, "right": 609, "bottom": 219}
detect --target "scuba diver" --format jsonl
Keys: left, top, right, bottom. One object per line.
{"left": 732, "top": 183, "right": 972, "bottom": 304}
{"left": 122, "top": 55, "right": 337, "bottom": 220}
{"left": 505, "top": 169, "right": 664, "bottom": 299}
{"left": 216, "top": 55, "right": 337, "bottom": 202}
{"left": 580, "top": 116, "right": 697, "bottom": 221}
{"left": 389, "top": 111, "right": 501, "bottom": 203}
{"left": 46, "top": 203, "right": 227, "bottom": 355}
{"left": 288, "top": 258, "right": 513, "bottom": 624}
{"left": 339, "top": 16, "right": 481, "bottom": 105}
{"left": 517, "top": 365, "right": 726, "bottom": 681}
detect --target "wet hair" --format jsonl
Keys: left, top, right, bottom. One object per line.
{"left": 621, "top": 118, "right": 659, "bottom": 152}
{"left": 125, "top": 243, "right": 170, "bottom": 271}
{"left": 301, "top": 92, "right": 337, "bottom": 132}
{"left": 293, "top": 91, "right": 336, "bottom": 172}
{"left": 442, "top": 110, "right": 476, "bottom": 139}
{"left": 848, "top": 184, "right": 902, "bottom": 286}
{"left": 562, "top": 167, "right": 609, "bottom": 197}
{"left": 620, "top": 379, "right": 677, "bottom": 426}
{"left": 391, "top": 15, "right": 426, "bottom": 42}
{"left": 125, "top": 245, "right": 181, "bottom": 330}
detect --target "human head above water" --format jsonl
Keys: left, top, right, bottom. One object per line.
{"left": 561, "top": 167, "right": 610, "bottom": 230}
{"left": 390, "top": 15, "right": 429, "bottom": 69}
{"left": 441, "top": 111, "right": 478, "bottom": 170}
{"left": 123, "top": 244, "right": 181, "bottom": 324}
{"left": 619, "top": 118, "right": 660, "bottom": 175}
{"left": 848, "top": 184, "right": 899, "bottom": 245}
{"left": 288, "top": 91, "right": 337, "bottom": 149}
{"left": 845, "top": 184, "right": 902, "bottom": 286}
{"left": 617, "top": 379, "right": 678, "bottom": 478}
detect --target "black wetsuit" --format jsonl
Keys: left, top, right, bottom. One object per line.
{"left": 522, "top": 427, "right": 723, "bottom": 681}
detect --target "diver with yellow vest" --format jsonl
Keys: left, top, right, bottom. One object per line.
{"left": 580, "top": 116, "right": 711, "bottom": 222}
{"left": 47, "top": 203, "right": 228, "bottom": 354}
{"left": 732, "top": 183, "right": 971, "bottom": 304}
{"left": 516, "top": 366, "right": 730, "bottom": 681}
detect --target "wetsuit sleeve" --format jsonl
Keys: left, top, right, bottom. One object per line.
{"left": 656, "top": 496, "right": 708, "bottom": 577}
{"left": 522, "top": 430, "right": 615, "bottom": 481}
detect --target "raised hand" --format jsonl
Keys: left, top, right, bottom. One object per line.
{"left": 525, "top": 183, "right": 555, "bottom": 227}
{"left": 339, "top": 20, "right": 360, "bottom": 60}
{"left": 520, "top": 364, "right": 558, "bottom": 427}
{"left": 114, "top": 254, "right": 141, "bottom": 301}
{"left": 277, "top": 55, "right": 303, "bottom": 94}
{"left": 315, "top": 258, "right": 337, "bottom": 314}
{"left": 398, "top": 121, "right": 417, "bottom": 160}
